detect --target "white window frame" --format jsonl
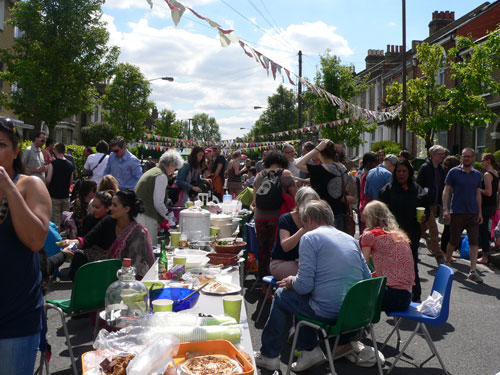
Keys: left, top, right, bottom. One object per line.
{"left": 475, "top": 127, "right": 486, "bottom": 154}
{"left": 0, "top": 0, "right": 5, "bottom": 31}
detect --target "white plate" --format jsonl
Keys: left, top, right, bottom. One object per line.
{"left": 174, "top": 249, "right": 207, "bottom": 257}
{"left": 201, "top": 281, "right": 241, "bottom": 295}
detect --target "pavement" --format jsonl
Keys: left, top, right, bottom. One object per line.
{"left": 41, "top": 243, "right": 500, "bottom": 375}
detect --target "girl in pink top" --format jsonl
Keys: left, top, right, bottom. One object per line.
{"left": 361, "top": 200, "right": 415, "bottom": 312}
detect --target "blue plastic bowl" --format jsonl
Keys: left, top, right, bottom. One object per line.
{"left": 149, "top": 287, "right": 200, "bottom": 312}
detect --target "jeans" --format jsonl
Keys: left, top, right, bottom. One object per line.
{"left": 260, "top": 288, "right": 344, "bottom": 358}
{"left": 0, "top": 332, "right": 40, "bottom": 375}
{"left": 479, "top": 206, "right": 496, "bottom": 255}
{"left": 421, "top": 205, "right": 442, "bottom": 259}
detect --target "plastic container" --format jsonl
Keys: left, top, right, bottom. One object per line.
{"left": 207, "top": 253, "right": 239, "bottom": 266}
{"left": 173, "top": 340, "right": 253, "bottom": 374}
{"left": 179, "top": 208, "right": 211, "bottom": 241}
{"left": 210, "top": 214, "right": 233, "bottom": 238}
{"left": 223, "top": 194, "right": 233, "bottom": 203}
{"left": 149, "top": 287, "right": 200, "bottom": 312}
{"left": 104, "top": 258, "right": 150, "bottom": 328}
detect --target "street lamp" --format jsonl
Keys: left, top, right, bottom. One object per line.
{"left": 253, "top": 106, "right": 264, "bottom": 110}
{"left": 240, "top": 127, "right": 249, "bottom": 130}
{"left": 148, "top": 76, "right": 174, "bottom": 82}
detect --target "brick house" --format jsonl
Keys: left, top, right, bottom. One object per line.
{"left": 348, "top": 1, "right": 500, "bottom": 159}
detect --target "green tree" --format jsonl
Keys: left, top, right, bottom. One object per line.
{"left": 155, "top": 109, "right": 181, "bottom": 138}
{"left": 305, "top": 51, "right": 372, "bottom": 147}
{"left": 251, "top": 85, "right": 297, "bottom": 138}
{"left": 191, "top": 113, "right": 221, "bottom": 142}
{"left": 0, "top": 0, "right": 119, "bottom": 135}
{"left": 102, "top": 63, "right": 153, "bottom": 141}
{"left": 81, "top": 122, "right": 116, "bottom": 146}
{"left": 386, "top": 29, "right": 500, "bottom": 152}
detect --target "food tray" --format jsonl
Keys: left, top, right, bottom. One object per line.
{"left": 173, "top": 340, "right": 254, "bottom": 375}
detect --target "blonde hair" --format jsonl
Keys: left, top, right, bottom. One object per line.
{"left": 362, "top": 200, "right": 409, "bottom": 243}
{"left": 97, "top": 174, "right": 119, "bottom": 193}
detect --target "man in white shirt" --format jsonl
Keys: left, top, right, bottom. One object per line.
{"left": 283, "top": 143, "right": 300, "bottom": 177}
{"left": 83, "top": 140, "right": 109, "bottom": 185}
{"left": 23, "top": 131, "right": 47, "bottom": 181}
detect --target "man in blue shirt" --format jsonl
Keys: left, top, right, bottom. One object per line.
{"left": 255, "top": 200, "right": 371, "bottom": 372}
{"left": 443, "top": 147, "right": 483, "bottom": 283}
{"left": 104, "top": 136, "right": 143, "bottom": 189}
{"left": 364, "top": 154, "right": 398, "bottom": 200}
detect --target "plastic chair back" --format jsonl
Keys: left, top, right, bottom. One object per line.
{"left": 70, "top": 259, "right": 122, "bottom": 312}
{"left": 429, "top": 264, "right": 454, "bottom": 324}
{"left": 245, "top": 223, "right": 257, "bottom": 257}
{"left": 333, "top": 277, "right": 385, "bottom": 334}
{"left": 371, "top": 276, "right": 387, "bottom": 324}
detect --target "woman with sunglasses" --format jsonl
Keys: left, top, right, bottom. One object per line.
{"left": 0, "top": 118, "right": 52, "bottom": 375}
{"left": 135, "top": 149, "right": 184, "bottom": 245}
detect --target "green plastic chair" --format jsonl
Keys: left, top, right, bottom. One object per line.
{"left": 45, "top": 259, "right": 122, "bottom": 375}
{"left": 286, "top": 276, "right": 387, "bottom": 375}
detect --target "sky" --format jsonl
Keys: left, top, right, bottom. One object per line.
{"left": 101, "top": 0, "right": 491, "bottom": 141}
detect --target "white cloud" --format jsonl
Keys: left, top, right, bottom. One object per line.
{"left": 104, "top": 0, "right": 149, "bottom": 10}
{"left": 103, "top": 15, "right": 281, "bottom": 140}
{"left": 387, "top": 21, "right": 397, "bottom": 28}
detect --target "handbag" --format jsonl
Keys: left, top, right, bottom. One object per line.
{"left": 83, "top": 153, "right": 106, "bottom": 178}
{"left": 340, "top": 171, "right": 356, "bottom": 236}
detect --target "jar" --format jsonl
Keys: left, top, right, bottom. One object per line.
{"left": 104, "top": 258, "right": 149, "bottom": 328}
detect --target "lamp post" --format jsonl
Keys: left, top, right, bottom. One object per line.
{"left": 148, "top": 76, "right": 174, "bottom": 82}
{"left": 253, "top": 106, "right": 264, "bottom": 110}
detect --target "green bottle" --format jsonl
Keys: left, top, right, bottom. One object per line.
{"left": 158, "top": 240, "right": 168, "bottom": 279}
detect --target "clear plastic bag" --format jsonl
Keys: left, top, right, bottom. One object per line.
{"left": 416, "top": 290, "right": 443, "bottom": 317}
{"left": 127, "top": 336, "right": 179, "bottom": 375}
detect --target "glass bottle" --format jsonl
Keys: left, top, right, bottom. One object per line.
{"left": 158, "top": 240, "right": 168, "bottom": 279}
{"left": 104, "top": 258, "right": 150, "bottom": 327}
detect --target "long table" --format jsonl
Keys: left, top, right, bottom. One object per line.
{"left": 142, "top": 257, "right": 257, "bottom": 374}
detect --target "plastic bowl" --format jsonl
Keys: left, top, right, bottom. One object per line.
{"left": 212, "top": 238, "right": 247, "bottom": 254}
{"left": 149, "top": 287, "right": 199, "bottom": 312}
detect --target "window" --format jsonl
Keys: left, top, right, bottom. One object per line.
{"left": 0, "top": 0, "right": 4, "bottom": 31}
{"left": 436, "top": 131, "right": 447, "bottom": 148}
{"left": 371, "top": 130, "right": 376, "bottom": 142}
{"left": 475, "top": 127, "right": 486, "bottom": 155}
{"left": 14, "top": 26, "right": 24, "bottom": 39}
{"left": 377, "top": 125, "right": 383, "bottom": 141}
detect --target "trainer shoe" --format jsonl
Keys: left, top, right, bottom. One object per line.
{"left": 468, "top": 270, "right": 483, "bottom": 284}
{"left": 291, "top": 346, "right": 327, "bottom": 372}
{"left": 254, "top": 351, "right": 280, "bottom": 371}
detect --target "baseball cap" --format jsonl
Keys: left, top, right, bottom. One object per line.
{"left": 384, "top": 154, "right": 398, "bottom": 165}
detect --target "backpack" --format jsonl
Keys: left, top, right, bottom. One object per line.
{"left": 256, "top": 169, "right": 283, "bottom": 210}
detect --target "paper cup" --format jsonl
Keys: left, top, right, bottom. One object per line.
{"left": 210, "top": 227, "right": 220, "bottom": 237}
{"left": 185, "top": 201, "right": 194, "bottom": 208}
{"left": 152, "top": 299, "right": 173, "bottom": 313}
{"left": 416, "top": 207, "right": 425, "bottom": 222}
{"left": 173, "top": 256, "right": 187, "bottom": 265}
{"left": 223, "top": 295, "right": 242, "bottom": 323}
{"left": 170, "top": 232, "right": 181, "bottom": 247}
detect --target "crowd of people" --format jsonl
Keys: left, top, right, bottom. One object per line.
{"left": 2, "top": 117, "right": 499, "bottom": 373}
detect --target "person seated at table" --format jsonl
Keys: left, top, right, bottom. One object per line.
{"left": 80, "top": 191, "right": 113, "bottom": 236}
{"left": 63, "top": 189, "right": 154, "bottom": 280}
{"left": 97, "top": 174, "right": 119, "bottom": 193}
{"left": 255, "top": 200, "right": 371, "bottom": 372}
{"left": 360, "top": 200, "right": 415, "bottom": 312}
{"left": 72, "top": 179, "right": 97, "bottom": 235}
{"left": 270, "top": 187, "right": 320, "bottom": 281}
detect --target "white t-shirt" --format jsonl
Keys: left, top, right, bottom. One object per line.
{"left": 84, "top": 153, "right": 109, "bottom": 185}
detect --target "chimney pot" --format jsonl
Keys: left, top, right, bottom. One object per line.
{"left": 387, "top": 44, "right": 390, "bottom": 53}
{"left": 445, "top": 10, "right": 450, "bottom": 19}
{"left": 391, "top": 45, "right": 395, "bottom": 53}
{"left": 451, "top": 11, "right": 455, "bottom": 20}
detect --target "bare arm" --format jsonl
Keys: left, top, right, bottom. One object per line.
{"left": 442, "top": 184, "right": 451, "bottom": 221}
{"left": 46, "top": 163, "right": 53, "bottom": 185}
{"left": 477, "top": 188, "right": 483, "bottom": 224}
{"left": 280, "top": 227, "right": 307, "bottom": 252}
{"left": 361, "top": 246, "right": 372, "bottom": 264}
{"left": 295, "top": 149, "right": 317, "bottom": 172}
{"left": 479, "top": 173, "right": 493, "bottom": 197}
{"left": 1, "top": 172, "right": 51, "bottom": 251}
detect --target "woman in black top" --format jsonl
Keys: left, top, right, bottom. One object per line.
{"left": 378, "top": 160, "right": 431, "bottom": 302}
{"left": 295, "top": 139, "right": 356, "bottom": 232}
{"left": 478, "top": 153, "right": 499, "bottom": 264}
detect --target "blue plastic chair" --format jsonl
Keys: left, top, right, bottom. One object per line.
{"left": 382, "top": 264, "right": 454, "bottom": 374}
{"left": 256, "top": 275, "right": 278, "bottom": 321}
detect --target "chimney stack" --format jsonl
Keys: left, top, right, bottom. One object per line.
{"left": 365, "top": 49, "right": 385, "bottom": 70}
{"left": 429, "top": 10, "right": 455, "bottom": 36}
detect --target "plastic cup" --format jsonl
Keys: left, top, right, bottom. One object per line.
{"left": 185, "top": 201, "right": 194, "bottom": 208}
{"left": 170, "top": 232, "right": 181, "bottom": 247}
{"left": 223, "top": 295, "right": 242, "bottom": 323}
{"left": 152, "top": 299, "right": 173, "bottom": 313}
{"left": 210, "top": 227, "right": 220, "bottom": 237}
{"left": 173, "top": 256, "right": 187, "bottom": 265}
{"left": 416, "top": 207, "right": 425, "bottom": 222}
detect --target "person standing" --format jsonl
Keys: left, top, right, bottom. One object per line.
{"left": 477, "top": 153, "right": 499, "bottom": 264}
{"left": 135, "top": 150, "right": 184, "bottom": 245}
{"left": 210, "top": 145, "right": 226, "bottom": 200}
{"left": 377, "top": 149, "right": 386, "bottom": 164}
{"left": 442, "top": 148, "right": 483, "bottom": 283}
{"left": 283, "top": 143, "right": 300, "bottom": 177}
{"left": 144, "top": 156, "right": 156, "bottom": 171}
{"left": 46, "top": 143, "right": 74, "bottom": 227}
{"left": 417, "top": 145, "right": 446, "bottom": 264}
{"left": 0, "top": 118, "right": 51, "bottom": 375}
{"left": 104, "top": 136, "right": 143, "bottom": 190}
{"left": 226, "top": 150, "right": 246, "bottom": 197}
{"left": 364, "top": 154, "right": 398, "bottom": 201}
{"left": 83, "top": 140, "right": 109, "bottom": 185}
{"left": 42, "top": 138, "right": 55, "bottom": 166}
{"left": 358, "top": 152, "right": 379, "bottom": 227}
{"left": 22, "top": 131, "right": 47, "bottom": 181}
{"left": 256, "top": 150, "right": 267, "bottom": 173}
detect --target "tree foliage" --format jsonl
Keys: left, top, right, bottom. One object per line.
{"left": 81, "top": 122, "right": 116, "bottom": 146}
{"left": 251, "top": 84, "right": 297, "bottom": 139}
{"left": 386, "top": 29, "right": 500, "bottom": 151}
{"left": 155, "top": 109, "right": 181, "bottom": 138}
{"left": 0, "top": 0, "right": 119, "bottom": 134}
{"left": 102, "top": 63, "right": 153, "bottom": 141}
{"left": 191, "top": 113, "right": 221, "bottom": 142}
{"left": 305, "top": 51, "right": 372, "bottom": 147}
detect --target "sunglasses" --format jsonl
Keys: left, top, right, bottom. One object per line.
{"left": 112, "top": 148, "right": 120, "bottom": 153}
